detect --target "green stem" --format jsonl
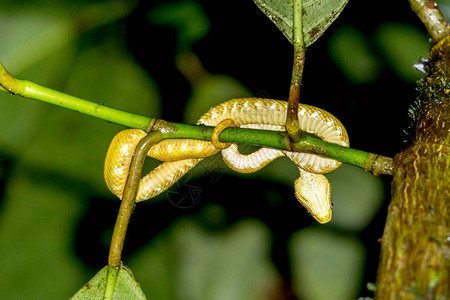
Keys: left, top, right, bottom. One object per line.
{"left": 286, "top": 0, "right": 306, "bottom": 144}
{"left": 293, "top": 0, "right": 305, "bottom": 50}
{"left": 0, "top": 61, "right": 150, "bottom": 130}
{"left": 286, "top": 49, "right": 306, "bottom": 141}
{"left": 293, "top": 133, "right": 394, "bottom": 175}
{"left": 105, "top": 265, "right": 119, "bottom": 300}
{"left": 409, "top": 0, "right": 450, "bottom": 43}
{"left": 0, "top": 62, "right": 393, "bottom": 175}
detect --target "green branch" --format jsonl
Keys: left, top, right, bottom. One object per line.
{"left": 0, "top": 61, "right": 393, "bottom": 175}
{"left": 0, "top": 62, "right": 150, "bottom": 130}
{"left": 409, "top": 0, "right": 450, "bottom": 43}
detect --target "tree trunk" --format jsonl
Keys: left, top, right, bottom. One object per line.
{"left": 375, "top": 36, "right": 450, "bottom": 299}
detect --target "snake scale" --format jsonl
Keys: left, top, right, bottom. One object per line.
{"left": 104, "top": 98, "right": 349, "bottom": 223}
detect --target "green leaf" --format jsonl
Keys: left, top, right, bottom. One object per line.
{"left": 253, "top": 0, "right": 349, "bottom": 46}
{"left": 71, "top": 265, "right": 146, "bottom": 300}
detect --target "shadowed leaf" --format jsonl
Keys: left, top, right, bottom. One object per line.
{"left": 253, "top": 0, "right": 349, "bottom": 46}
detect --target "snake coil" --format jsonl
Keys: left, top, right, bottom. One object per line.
{"left": 104, "top": 98, "right": 349, "bottom": 223}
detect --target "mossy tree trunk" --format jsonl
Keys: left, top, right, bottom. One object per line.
{"left": 375, "top": 35, "right": 450, "bottom": 299}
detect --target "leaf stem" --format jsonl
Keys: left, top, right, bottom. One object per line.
{"left": 286, "top": 0, "right": 306, "bottom": 144}
{"left": 286, "top": 49, "right": 306, "bottom": 141}
{"left": 0, "top": 61, "right": 393, "bottom": 175}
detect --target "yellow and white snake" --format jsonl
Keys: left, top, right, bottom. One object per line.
{"left": 104, "top": 98, "right": 349, "bottom": 223}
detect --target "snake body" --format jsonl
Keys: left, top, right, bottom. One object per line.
{"left": 104, "top": 98, "right": 349, "bottom": 223}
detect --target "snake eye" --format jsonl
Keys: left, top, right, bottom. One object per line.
{"left": 331, "top": 202, "right": 334, "bottom": 209}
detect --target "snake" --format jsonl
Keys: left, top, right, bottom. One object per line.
{"left": 104, "top": 98, "right": 349, "bottom": 224}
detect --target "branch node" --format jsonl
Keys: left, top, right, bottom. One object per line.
{"left": 363, "top": 153, "right": 394, "bottom": 176}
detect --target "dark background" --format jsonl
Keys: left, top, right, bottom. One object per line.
{"left": 0, "top": 0, "right": 445, "bottom": 299}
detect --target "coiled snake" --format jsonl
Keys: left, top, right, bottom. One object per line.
{"left": 104, "top": 98, "right": 349, "bottom": 223}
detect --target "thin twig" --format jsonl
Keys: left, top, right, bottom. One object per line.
{"left": 286, "top": 0, "right": 306, "bottom": 144}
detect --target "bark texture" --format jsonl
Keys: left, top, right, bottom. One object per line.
{"left": 375, "top": 36, "right": 450, "bottom": 299}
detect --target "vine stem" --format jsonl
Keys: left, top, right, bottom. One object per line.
{"left": 108, "top": 130, "right": 160, "bottom": 268}
{"left": 0, "top": 61, "right": 393, "bottom": 175}
{"left": 105, "top": 122, "right": 159, "bottom": 298}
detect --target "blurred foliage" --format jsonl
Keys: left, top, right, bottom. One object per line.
{"left": 328, "top": 26, "right": 382, "bottom": 84}
{"left": 148, "top": 0, "right": 210, "bottom": 52}
{"left": 289, "top": 228, "right": 365, "bottom": 300}
{"left": 129, "top": 219, "right": 280, "bottom": 300}
{"left": 328, "top": 23, "right": 429, "bottom": 84}
{"left": 0, "top": 0, "right": 439, "bottom": 299}
{"left": 375, "top": 23, "right": 429, "bottom": 83}
{"left": 439, "top": 0, "right": 450, "bottom": 20}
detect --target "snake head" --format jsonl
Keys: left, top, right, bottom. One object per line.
{"left": 294, "top": 171, "right": 332, "bottom": 224}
